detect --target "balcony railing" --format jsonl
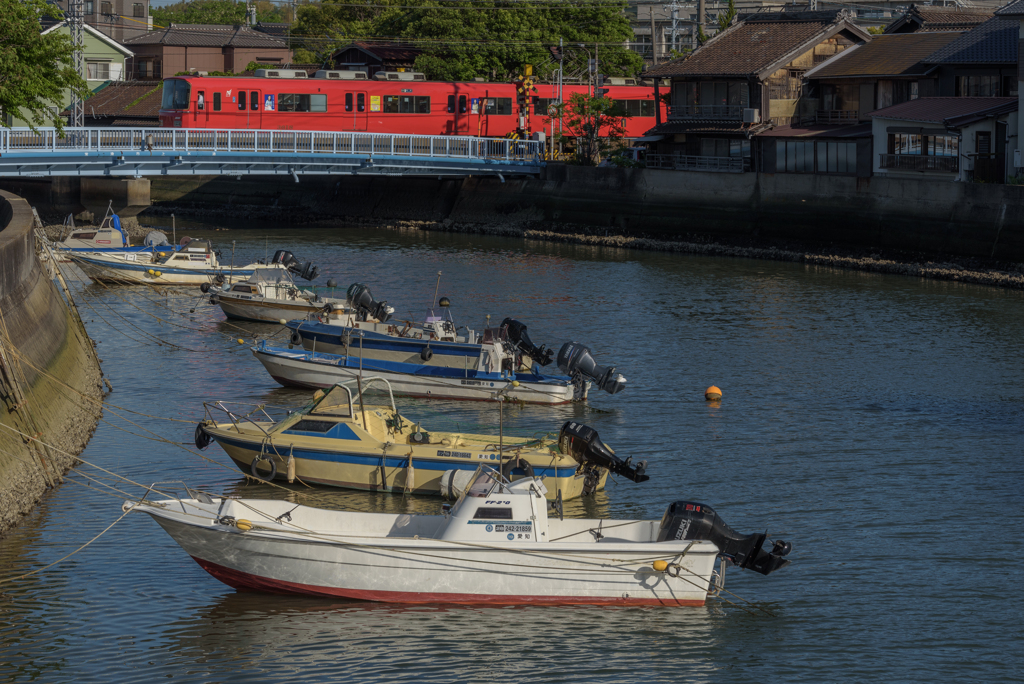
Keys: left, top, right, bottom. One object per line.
{"left": 878, "top": 154, "right": 958, "bottom": 173}
{"left": 815, "top": 110, "right": 859, "bottom": 125}
{"left": 647, "top": 153, "right": 747, "bottom": 173}
{"left": 668, "top": 104, "right": 744, "bottom": 121}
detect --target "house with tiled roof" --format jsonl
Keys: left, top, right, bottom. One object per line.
{"left": 801, "top": 32, "right": 963, "bottom": 124}
{"left": 122, "top": 24, "right": 292, "bottom": 79}
{"left": 884, "top": 5, "right": 993, "bottom": 34}
{"left": 74, "top": 81, "right": 164, "bottom": 127}
{"left": 994, "top": 0, "right": 1024, "bottom": 177}
{"left": 920, "top": 15, "right": 1018, "bottom": 97}
{"left": 870, "top": 97, "right": 1017, "bottom": 182}
{"left": 642, "top": 9, "right": 871, "bottom": 173}
{"left": 326, "top": 43, "right": 425, "bottom": 79}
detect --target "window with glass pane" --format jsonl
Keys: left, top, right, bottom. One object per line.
{"left": 311, "top": 94, "right": 327, "bottom": 112}
{"left": 485, "top": 98, "right": 512, "bottom": 115}
{"left": 101, "top": 1, "right": 111, "bottom": 14}
{"left": 250, "top": 91, "right": 258, "bottom": 111}
{"left": 213, "top": 92, "right": 221, "bottom": 111}
{"left": 85, "top": 0, "right": 94, "bottom": 13}
{"left": 345, "top": 93, "right": 353, "bottom": 112}
{"left": 133, "top": 3, "right": 144, "bottom": 17}
{"left": 238, "top": 91, "right": 246, "bottom": 110}
{"left": 357, "top": 93, "right": 365, "bottom": 112}
{"left": 87, "top": 62, "right": 109, "bottom": 80}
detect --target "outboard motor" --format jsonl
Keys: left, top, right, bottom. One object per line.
{"left": 557, "top": 342, "right": 626, "bottom": 395}
{"left": 346, "top": 283, "right": 394, "bottom": 322}
{"left": 558, "top": 421, "right": 649, "bottom": 483}
{"left": 272, "top": 249, "right": 320, "bottom": 281}
{"left": 143, "top": 230, "right": 171, "bottom": 248}
{"left": 501, "top": 318, "right": 553, "bottom": 366}
{"left": 656, "top": 501, "right": 792, "bottom": 576}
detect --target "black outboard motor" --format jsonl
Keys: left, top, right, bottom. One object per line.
{"left": 501, "top": 318, "right": 553, "bottom": 366}
{"left": 272, "top": 250, "right": 320, "bottom": 281}
{"left": 346, "top": 283, "right": 393, "bottom": 322}
{"left": 558, "top": 421, "right": 649, "bottom": 483}
{"left": 656, "top": 501, "right": 792, "bottom": 576}
{"left": 557, "top": 342, "right": 626, "bottom": 395}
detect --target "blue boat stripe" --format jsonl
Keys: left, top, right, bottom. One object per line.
{"left": 213, "top": 433, "right": 575, "bottom": 478}
{"left": 75, "top": 255, "right": 257, "bottom": 277}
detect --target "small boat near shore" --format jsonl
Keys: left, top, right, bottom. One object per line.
{"left": 204, "top": 251, "right": 340, "bottom": 323}
{"left": 52, "top": 206, "right": 176, "bottom": 262}
{"left": 72, "top": 236, "right": 283, "bottom": 285}
{"left": 195, "top": 378, "right": 649, "bottom": 500}
{"left": 126, "top": 465, "right": 792, "bottom": 605}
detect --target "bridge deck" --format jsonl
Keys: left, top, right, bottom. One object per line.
{"left": 0, "top": 128, "right": 544, "bottom": 178}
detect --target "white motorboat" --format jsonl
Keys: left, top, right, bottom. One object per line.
{"left": 52, "top": 205, "right": 175, "bottom": 262}
{"left": 251, "top": 341, "right": 587, "bottom": 403}
{"left": 288, "top": 284, "right": 626, "bottom": 397}
{"left": 205, "top": 252, "right": 342, "bottom": 323}
{"left": 126, "top": 466, "right": 792, "bottom": 605}
{"left": 73, "top": 237, "right": 283, "bottom": 286}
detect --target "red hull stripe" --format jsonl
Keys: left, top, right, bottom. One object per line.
{"left": 191, "top": 556, "right": 706, "bottom": 607}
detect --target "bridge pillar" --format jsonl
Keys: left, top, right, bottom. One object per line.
{"left": 80, "top": 178, "right": 151, "bottom": 218}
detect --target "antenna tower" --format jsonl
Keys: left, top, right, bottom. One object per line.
{"left": 67, "top": 0, "right": 85, "bottom": 127}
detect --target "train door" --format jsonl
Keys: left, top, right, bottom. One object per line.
{"left": 353, "top": 91, "right": 367, "bottom": 131}
{"left": 246, "top": 89, "right": 262, "bottom": 129}
{"left": 447, "top": 93, "right": 469, "bottom": 134}
{"left": 194, "top": 89, "right": 207, "bottom": 126}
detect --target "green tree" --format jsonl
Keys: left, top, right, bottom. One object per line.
{"left": 867, "top": 25, "right": 886, "bottom": 35}
{"left": 696, "top": 25, "right": 708, "bottom": 46}
{"left": 152, "top": 0, "right": 285, "bottom": 27}
{"left": 294, "top": 0, "right": 643, "bottom": 82}
{"left": 548, "top": 92, "right": 629, "bottom": 165}
{"left": 0, "top": 0, "right": 89, "bottom": 133}
{"left": 716, "top": 0, "right": 736, "bottom": 33}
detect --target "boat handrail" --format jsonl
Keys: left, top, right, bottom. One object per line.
{"left": 203, "top": 400, "right": 285, "bottom": 435}
{"left": 328, "top": 376, "right": 397, "bottom": 413}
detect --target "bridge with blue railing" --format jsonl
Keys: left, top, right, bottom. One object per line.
{"left": 0, "top": 128, "right": 544, "bottom": 179}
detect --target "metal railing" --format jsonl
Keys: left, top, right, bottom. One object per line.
{"left": 668, "top": 104, "right": 744, "bottom": 121}
{"left": 878, "top": 154, "right": 958, "bottom": 173}
{"left": 814, "top": 110, "right": 860, "bottom": 125}
{"left": 0, "top": 127, "right": 543, "bottom": 163}
{"left": 647, "top": 153, "right": 747, "bottom": 173}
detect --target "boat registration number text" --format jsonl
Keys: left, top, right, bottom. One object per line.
{"left": 493, "top": 524, "right": 532, "bottom": 533}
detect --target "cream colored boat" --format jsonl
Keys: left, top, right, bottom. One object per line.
{"left": 195, "top": 379, "right": 650, "bottom": 501}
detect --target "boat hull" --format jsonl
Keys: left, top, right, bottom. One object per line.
{"left": 74, "top": 253, "right": 262, "bottom": 285}
{"left": 289, "top": 321, "right": 484, "bottom": 369}
{"left": 208, "top": 426, "right": 606, "bottom": 500}
{"left": 253, "top": 346, "right": 582, "bottom": 404}
{"left": 217, "top": 296, "right": 324, "bottom": 323}
{"left": 147, "top": 510, "right": 716, "bottom": 606}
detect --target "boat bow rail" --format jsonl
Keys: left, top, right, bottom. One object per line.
{"left": 0, "top": 128, "right": 544, "bottom": 178}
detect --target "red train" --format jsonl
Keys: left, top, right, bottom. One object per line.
{"left": 158, "top": 71, "right": 663, "bottom": 139}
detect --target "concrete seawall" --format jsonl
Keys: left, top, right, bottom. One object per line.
{"left": 0, "top": 190, "right": 103, "bottom": 536}
{"left": 148, "top": 167, "right": 1024, "bottom": 263}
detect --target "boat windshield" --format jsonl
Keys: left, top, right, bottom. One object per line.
{"left": 310, "top": 385, "right": 353, "bottom": 417}
{"left": 464, "top": 465, "right": 500, "bottom": 498}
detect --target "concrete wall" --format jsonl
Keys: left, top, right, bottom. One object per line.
{"left": 148, "top": 166, "right": 1024, "bottom": 262}
{"left": 0, "top": 191, "right": 102, "bottom": 536}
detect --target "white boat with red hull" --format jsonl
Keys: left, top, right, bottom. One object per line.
{"left": 126, "top": 467, "right": 792, "bottom": 606}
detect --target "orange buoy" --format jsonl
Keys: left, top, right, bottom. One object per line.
{"left": 705, "top": 386, "right": 722, "bottom": 401}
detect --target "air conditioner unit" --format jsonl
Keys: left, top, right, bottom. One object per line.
{"left": 255, "top": 69, "right": 308, "bottom": 78}
{"left": 314, "top": 70, "right": 367, "bottom": 80}
{"left": 373, "top": 71, "right": 427, "bottom": 81}
{"left": 742, "top": 108, "right": 761, "bottom": 124}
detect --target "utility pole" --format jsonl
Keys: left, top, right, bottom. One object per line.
{"left": 67, "top": 0, "right": 85, "bottom": 128}
{"left": 698, "top": 0, "right": 706, "bottom": 44}
{"left": 650, "top": 5, "right": 658, "bottom": 66}
{"left": 246, "top": 0, "right": 257, "bottom": 26}
{"left": 663, "top": 0, "right": 682, "bottom": 54}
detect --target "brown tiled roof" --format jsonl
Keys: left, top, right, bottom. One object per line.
{"left": 80, "top": 81, "right": 164, "bottom": 119}
{"left": 646, "top": 11, "right": 869, "bottom": 79}
{"left": 124, "top": 24, "right": 288, "bottom": 48}
{"left": 885, "top": 5, "right": 994, "bottom": 33}
{"left": 870, "top": 96, "right": 1016, "bottom": 124}
{"left": 756, "top": 123, "right": 872, "bottom": 138}
{"left": 807, "top": 33, "right": 960, "bottom": 79}
{"left": 644, "top": 121, "right": 771, "bottom": 136}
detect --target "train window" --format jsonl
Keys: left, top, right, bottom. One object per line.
{"left": 345, "top": 93, "right": 353, "bottom": 112}
{"left": 447, "top": 95, "right": 455, "bottom": 113}
{"left": 213, "top": 92, "right": 221, "bottom": 111}
{"left": 238, "top": 91, "right": 246, "bottom": 110}
{"left": 615, "top": 100, "right": 654, "bottom": 117}
{"left": 383, "top": 95, "right": 430, "bottom": 114}
{"left": 484, "top": 98, "right": 513, "bottom": 116}
{"left": 197, "top": 91, "right": 205, "bottom": 110}
{"left": 250, "top": 91, "right": 258, "bottom": 111}
{"left": 357, "top": 93, "right": 365, "bottom": 112}
{"left": 161, "top": 79, "right": 192, "bottom": 110}
{"left": 458, "top": 95, "right": 467, "bottom": 114}
{"left": 311, "top": 94, "right": 327, "bottom": 112}
{"left": 534, "top": 98, "right": 552, "bottom": 115}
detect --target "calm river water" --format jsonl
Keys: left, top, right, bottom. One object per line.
{"left": 1, "top": 224, "right": 1022, "bottom": 682}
